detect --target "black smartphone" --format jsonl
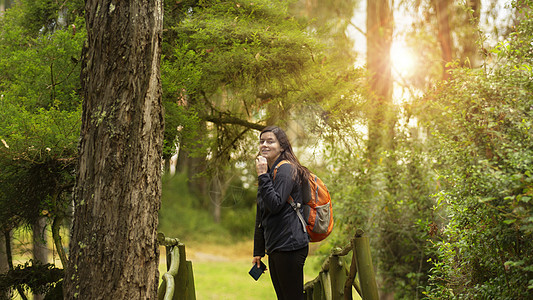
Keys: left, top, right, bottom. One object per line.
{"left": 249, "top": 261, "right": 267, "bottom": 281}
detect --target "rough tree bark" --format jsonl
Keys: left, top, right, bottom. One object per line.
{"left": 63, "top": 0, "right": 164, "bottom": 298}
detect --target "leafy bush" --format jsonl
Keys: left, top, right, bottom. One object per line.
{"left": 320, "top": 125, "right": 437, "bottom": 299}
{"left": 422, "top": 2, "right": 533, "bottom": 298}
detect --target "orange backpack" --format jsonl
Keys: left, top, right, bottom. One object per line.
{"left": 274, "top": 160, "right": 334, "bottom": 242}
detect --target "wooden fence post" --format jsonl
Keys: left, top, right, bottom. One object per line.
{"left": 321, "top": 271, "right": 333, "bottom": 300}
{"left": 330, "top": 255, "right": 347, "bottom": 300}
{"left": 157, "top": 244, "right": 180, "bottom": 300}
{"left": 303, "top": 229, "right": 378, "bottom": 300}
{"left": 173, "top": 244, "right": 196, "bottom": 299}
{"left": 157, "top": 233, "right": 196, "bottom": 300}
{"left": 313, "top": 278, "right": 324, "bottom": 300}
{"left": 353, "top": 230, "right": 379, "bottom": 300}
{"left": 304, "top": 276, "right": 324, "bottom": 300}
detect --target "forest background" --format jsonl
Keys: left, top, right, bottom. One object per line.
{"left": 0, "top": 0, "right": 532, "bottom": 299}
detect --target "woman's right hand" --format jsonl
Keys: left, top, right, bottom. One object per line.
{"left": 252, "top": 256, "right": 263, "bottom": 268}
{"left": 255, "top": 155, "right": 268, "bottom": 176}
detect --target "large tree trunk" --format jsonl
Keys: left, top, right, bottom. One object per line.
{"left": 366, "top": 0, "right": 394, "bottom": 158}
{"left": 435, "top": 0, "right": 453, "bottom": 80}
{"left": 63, "top": 0, "right": 164, "bottom": 298}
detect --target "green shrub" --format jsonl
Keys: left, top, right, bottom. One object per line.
{"left": 422, "top": 2, "right": 533, "bottom": 298}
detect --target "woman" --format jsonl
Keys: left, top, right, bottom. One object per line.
{"left": 253, "top": 126, "right": 310, "bottom": 300}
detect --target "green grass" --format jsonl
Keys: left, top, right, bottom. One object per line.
{"left": 193, "top": 260, "right": 277, "bottom": 299}
{"left": 159, "top": 259, "right": 322, "bottom": 299}
{"left": 194, "top": 258, "right": 322, "bottom": 299}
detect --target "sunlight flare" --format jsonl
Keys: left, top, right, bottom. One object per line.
{"left": 391, "top": 42, "right": 416, "bottom": 78}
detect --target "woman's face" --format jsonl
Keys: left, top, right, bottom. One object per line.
{"left": 259, "top": 131, "right": 283, "bottom": 165}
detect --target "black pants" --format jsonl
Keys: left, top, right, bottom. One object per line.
{"left": 268, "top": 245, "right": 309, "bottom": 300}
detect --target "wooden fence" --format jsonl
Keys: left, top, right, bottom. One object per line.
{"left": 156, "top": 230, "right": 376, "bottom": 300}
{"left": 304, "top": 229, "right": 379, "bottom": 300}
{"left": 157, "top": 233, "right": 196, "bottom": 300}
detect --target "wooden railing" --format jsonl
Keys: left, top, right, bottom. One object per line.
{"left": 157, "top": 233, "right": 196, "bottom": 300}
{"left": 304, "top": 229, "right": 379, "bottom": 300}
{"left": 155, "top": 230, "right": 376, "bottom": 300}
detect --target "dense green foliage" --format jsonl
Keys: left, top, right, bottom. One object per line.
{"left": 159, "top": 0, "right": 363, "bottom": 224}
{"left": 420, "top": 2, "right": 533, "bottom": 298}
{"left": 0, "top": 0, "right": 85, "bottom": 230}
{"left": 0, "top": 1, "right": 84, "bottom": 297}
{"left": 318, "top": 122, "right": 437, "bottom": 298}
{"left": 161, "top": 0, "right": 361, "bottom": 157}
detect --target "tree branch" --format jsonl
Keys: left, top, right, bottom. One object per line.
{"left": 199, "top": 90, "right": 266, "bottom": 131}
{"left": 205, "top": 115, "right": 266, "bottom": 132}
{"left": 347, "top": 19, "right": 366, "bottom": 37}
{"left": 52, "top": 216, "right": 68, "bottom": 268}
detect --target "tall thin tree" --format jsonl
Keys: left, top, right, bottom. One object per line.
{"left": 435, "top": 0, "right": 453, "bottom": 80}
{"left": 32, "top": 216, "right": 48, "bottom": 300}
{"left": 64, "top": 0, "right": 164, "bottom": 298}
{"left": 367, "top": 0, "right": 394, "bottom": 156}
{"left": 463, "top": 0, "right": 481, "bottom": 67}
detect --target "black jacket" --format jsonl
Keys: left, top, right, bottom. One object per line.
{"left": 253, "top": 157, "right": 309, "bottom": 257}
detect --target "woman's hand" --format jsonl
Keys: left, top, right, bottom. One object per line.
{"left": 252, "top": 256, "right": 264, "bottom": 268}
{"left": 255, "top": 155, "right": 268, "bottom": 176}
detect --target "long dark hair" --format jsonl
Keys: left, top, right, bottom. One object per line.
{"left": 260, "top": 126, "right": 310, "bottom": 183}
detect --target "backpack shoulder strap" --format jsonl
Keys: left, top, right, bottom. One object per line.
{"left": 272, "top": 160, "right": 291, "bottom": 179}
{"left": 272, "top": 160, "right": 307, "bottom": 233}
